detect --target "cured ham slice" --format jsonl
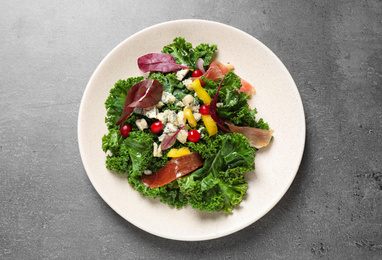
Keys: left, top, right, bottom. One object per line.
{"left": 203, "top": 61, "right": 230, "bottom": 81}
{"left": 226, "top": 123, "right": 274, "bottom": 149}
{"left": 238, "top": 77, "right": 256, "bottom": 95}
{"left": 198, "top": 61, "right": 255, "bottom": 95}
{"left": 141, "top": 152, "right": 204, "bottom": 188}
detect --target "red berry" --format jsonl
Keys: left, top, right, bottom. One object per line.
{"left": 151, "top": 121, "right": 163, "bottom": 134}
{"left": 199, "top": 104, "right": 210, "bottom": 115}
{"left": 187, "top": 130, "right": 200, "bottom": 143}
{"left": 120, "top": 124, "right": 132, "bottom": 137}
{"left": 192, "top": 69, "right": 203, "bottom": 77}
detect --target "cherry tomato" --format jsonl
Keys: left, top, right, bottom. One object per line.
{"left": 199, "top": 104, "right": 210, "bottom": 115}
{"left": 120, "top": 124, "right": 132, "bottom": 137}
{"left": 151, "top": 121, "right": 163, "bottom": 134}
{"left": 192, "top": 69, "right": 203, "bottom": 77}
{"left": 187, "top": 130, "right": 200, "bottom": 143}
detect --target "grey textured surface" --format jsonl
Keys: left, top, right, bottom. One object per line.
{"left": 1, "top": 0, "right": 381, "bottom": 259}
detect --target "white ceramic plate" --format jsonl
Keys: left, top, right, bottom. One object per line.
{"left": 78, "top": 19, "right": 305, "bottom": 241}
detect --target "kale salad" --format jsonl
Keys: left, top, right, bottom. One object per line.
{"left": 102, "top": 37, "right": 273, "bottom": 213}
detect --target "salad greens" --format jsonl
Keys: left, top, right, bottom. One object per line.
{"left": 102, "top": 37, "right": 271, "bottom": 213}
{"left": 162, "top": 37, "right": 217, "bottom": 69}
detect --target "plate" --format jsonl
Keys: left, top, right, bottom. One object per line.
{"left": 78, "top": 19, "right": 305, "bottom": 241}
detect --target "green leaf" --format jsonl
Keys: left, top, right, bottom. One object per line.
{"left": 162, "top": 37, "right": 217, "bottom": 70}
{"left": 178, "top": 133, "right": 255, "bottom": 212}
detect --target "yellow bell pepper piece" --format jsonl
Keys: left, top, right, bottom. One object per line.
{"left": 202, "top": 115, "right": 218, "bottom": 136}
{"left": 183, "top": 107, "right": 197, "bottom": 128}
{"left": 168, "top": 147, "right": 191, "bottom": 157}
{"left": 192, "top": 79, "right": 212, "bottom": 105}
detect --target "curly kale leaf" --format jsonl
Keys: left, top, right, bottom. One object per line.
{"left": 148, "top": 72, "right": 190, "bottom": 102}
{"left": 162, "top": 37, "right": 217, "bottom": 70}
{"left": 178, "top": 133, "right": 256, "bottom": 213}
{"left": 148, "top": 72, "right": 183, "bottom": 93}
{"left": 102, "top": 129, "right": 130, "bottom": 174}
{"left": 123, "top": 131, "right": 188, "bottom": 208}
{"left": 190, "top": 43, "right": 217, "bottom": 68}
{"left": 162, "top": 37, "right": 193, "bottom": 66}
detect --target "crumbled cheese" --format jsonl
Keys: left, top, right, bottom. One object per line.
{"left": 143, "top": 170, "right": 153, "bottom": 175}
{"left": 176, "top": 101, "right": 185, "bottom": 107}
{"left": 193, "top": 112, "right": 202, "bottom": 122}
{"left": 156, "top": 101, "right": 165, "bottom": 109}
{"left": 161, "top": 91, "right": 176, "bottom": 104}
{"left": 157, "top": 112, "right": 167, "bottom": 124}
{"left": 136, "top": 119, "right": 148, "bottom": 131}
{"left": 216, "top": 102, "right": 224, "bottom": 108}
{"left": 144, "top": 106, "right": 158, "bottom": 119}
{"left": 163, "top": 123, "right": 178, "bottom": 134}
{"left": 176, "top": 111, "right": 186, "bottom": 126}
{"left": 182, "top": 95, "right": 195, "bottom": 107}
{"left": 190, "top": 104, "right": 200, "bottom": 113}
{"left": 164, "top": 110, "right": 177, "bottom": 124}
{"left": 183, "top": 79, "right": 194, "bottom": 91}
{"left": 153, "top": 142, "right": 162, "bottom": 157}
{"left": 177, "top": 129, "right": 188, "bottom": 144}
{"left": 176, "top": 68, "right": 190, "bottom": 81}
{"left": 158, "top": 133, "right": 166, "bottom": 142}
{"left": 226, "top": 64, "right": 234, "bottom": 70}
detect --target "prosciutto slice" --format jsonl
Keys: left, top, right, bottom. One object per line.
{"left": 196, "top": 61, "right": 256, "bottom": 95}
{"left": 203, "top": 61, "right": 230, "bottom": 81}
{"left": 226, "top": 123, "right": 274, "bottom": 149}
{"left": 141, "top": 152, "right": 204, "bottom": 188}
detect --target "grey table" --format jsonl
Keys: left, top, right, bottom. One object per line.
{"left": 1, "top": 1, "right": 381, "bottom": 259}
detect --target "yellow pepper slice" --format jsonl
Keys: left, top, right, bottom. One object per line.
{"left": 202, "top": 115, "right": 218, "bottom": 136}
{"left": 183, "top": 107, "right": 197, "bottom": 128}
{"left": 192, "top": 79, "right": 212, "bottom": 105}
{"left": 168, "top": 147, "right": 191, "bottom": 157}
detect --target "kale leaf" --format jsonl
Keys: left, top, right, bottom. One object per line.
{"left": 162, "top": 37, "right": 217, "bottom": 70}
{"left": 123, "top": 131, "right": 188, "bottom": 208}
{"left": 177, "top": 133, "right": 255, "bottom": 213}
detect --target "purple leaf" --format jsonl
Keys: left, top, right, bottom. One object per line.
{"left": 209, "top": 76, "right": 230, "bottom": 133}
{"left": 138, "top": 53, "right": 190, "bottom": 73}
{"left": 160, "top": 126, "right": 185, "bottom": 150}
{"left": 116, "top": 79, "right": 163, "bottom": 126}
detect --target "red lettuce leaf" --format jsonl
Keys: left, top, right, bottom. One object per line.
{"left": 138, "top": 53, "right": 190, "bottom": 73}
{"left": 160, "top": 125, "right": 185, "bottom": 150}
{"left": 116, "top": 79, "right": 163, "bottom": 126}
{"left": 209, "top": 76, "right": 230, "bottom": 133}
